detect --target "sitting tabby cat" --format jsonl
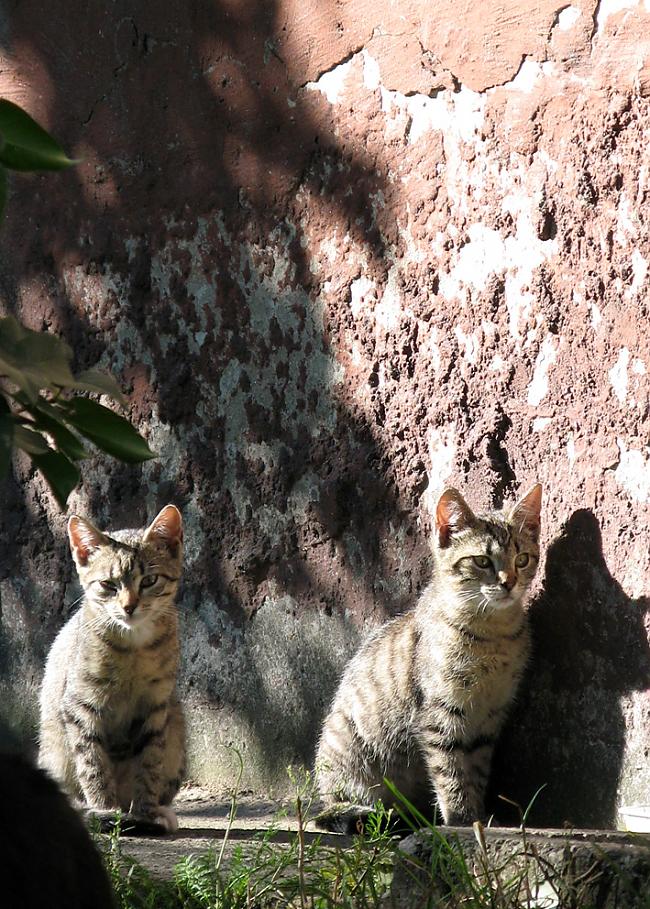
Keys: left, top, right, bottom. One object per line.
{"left": 38, "top": 505, "right": 186, "bottom": 834}
{"left": 315, "top": 484, "right": 542, "bottom": 831}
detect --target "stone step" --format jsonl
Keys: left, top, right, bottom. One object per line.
{"left": 109, "top": 793, "right": 650, "bottom": 907}
{"left": 391, "top": 825, "right": 650, "bottom": 909}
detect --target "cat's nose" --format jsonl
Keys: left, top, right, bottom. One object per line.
{"left": 497, "top": 571, "right": 515, "bottom": 591}
{"left": 122, "top": 593, "right": 138, "bottom": 615}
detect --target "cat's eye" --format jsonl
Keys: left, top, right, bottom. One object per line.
{"left": 140, "top": 574, "right": 159, "bottom": 589}
{"left": 99, "top": 580, "right": 117, "bottom": 593}
{"left": 472, "top": 555, "right": 493, "bottom": 570}
{"left": 515, "top": 553, "right": 530, "bottom": 568}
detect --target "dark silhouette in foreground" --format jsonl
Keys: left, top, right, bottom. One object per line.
{"left": 1, "top": 752, "right": 114, "bottom": 909}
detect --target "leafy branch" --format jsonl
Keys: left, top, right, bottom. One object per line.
{"left": 0, "top": 100, "right": 155, "bottom": 506}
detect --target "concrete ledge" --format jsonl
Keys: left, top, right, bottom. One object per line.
{"left": 390, "top": 825, "right": 650, "bottom": 909}
{"left": 116, "top": 791, "right": 348, "bottom": 877}
{"left": 106, "top": 791, "right": 650, "bottom": 907}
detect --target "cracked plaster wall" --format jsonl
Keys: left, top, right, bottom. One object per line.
{"left": 1, "top": 0, "right": 650, "bottom": 826}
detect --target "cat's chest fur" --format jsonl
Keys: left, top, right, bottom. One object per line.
{"left": 73, "top": 612, "right": 178, "bottom": 732}
{"left": 416, "top": 605, "right": 530, "bottom": 730}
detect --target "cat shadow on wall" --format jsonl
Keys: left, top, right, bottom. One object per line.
{"left": 489, "top": 508, "right": 650, "bottom": 828}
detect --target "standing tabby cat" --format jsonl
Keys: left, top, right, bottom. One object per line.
{"left": 316, "top": 484, "right": 542, "bottom": 830}
{"left": 39, "top": 505, "right": 186, "bottom": 833}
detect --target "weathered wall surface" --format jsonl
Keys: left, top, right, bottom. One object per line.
{"left": 1, "top": 0, "right": 650, "bottom": 827}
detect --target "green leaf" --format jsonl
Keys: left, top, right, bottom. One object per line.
{"left": 0, "top": 316, "right": 75, "bottom": 400}
{"left": 25, "top": 399, "right": 88, "bottom": 461}
{"left": 62, "top": 397, "right": 156, "bottom": 463}
{"left": 72, "top": 368, "right": 126, "bottom": 405}
{"left": 0, "top": 100, "right": 77, "bottom": 172}
{"left": 14, "top": 423, "right": 50, "bottom": 455}
{"left": 0, "top": 163, "right": 7, "bottom": 221}
{"left": 0, "top": 394, "right": 13, "bottom": 477}
{"left": 30, "top": 450, "right": 80, "bottom": 507}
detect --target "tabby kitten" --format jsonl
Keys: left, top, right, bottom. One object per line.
{"left": 315, "top": 484, "right": 542, "bottom": 830}
{"left": 38, "top": 505, "right": 186, "bottom": 833}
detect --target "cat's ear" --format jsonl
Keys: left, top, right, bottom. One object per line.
{"left": 143, "top": 504, "right": 183, "bottom": 554}
{"left": 508, "top": 484, "right": 542, "bottom": 541}
{"left": 67, "top": 516, "right": 107, "bottom": 567}
{"left": 435, "top": 488, "right": 476, "bottom": 548}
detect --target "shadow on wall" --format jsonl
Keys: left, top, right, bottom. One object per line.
{"left": 489, "top": 509, "right": 650, "bottom": 828}
{"left": 179, "top": 591, "right": 363, "bottom": 789}
{"left": 0, "top": 0, "right": 431, "bottom": 773}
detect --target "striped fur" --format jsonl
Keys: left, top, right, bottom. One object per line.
{"left": 38, "top": 505, "right": 186, "bottom": 834}
{"left": 315, "top": 485, "right": 542, "bottom": 828}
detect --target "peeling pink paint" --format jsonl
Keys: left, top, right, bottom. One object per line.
{"left": 0, "top": 1, "right": 649, "bottom": 825}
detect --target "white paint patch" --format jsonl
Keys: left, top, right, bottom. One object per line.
{"left": 566, "top": 432, "right": 576, "bottom": 467}
{"left": 527, "top": 335, "right": 559, "bottom": 406}
{"left": 320, "top": 237, "right": 339, "bottom": 263}
{"left": 349, "top": 276, "right": 376, "bottom": 318}
{"left": 557, "top": 5, "right": 582, "bottom": 29}
{"left": 504, "top": 192, "right": 559, "bottom": 339}
{"left": 426, "top": 424, "right": 457, "bottom": 499}
{"left": 305, "top": 59, "right": 353, "bottom": 104}
{"left": 609, "top": 346, "right": 630, "bottom": 403}
{"left": 419, "top": 325, "right": 442, "bottom": 375}
{"left": 633, "top": 357, "right": 647, "bottom": 375}
{"left": 439, "top": 223, "right": 504, "bottom": 297}
{"left": 506, "top": 59, "right": 551, "bottom": 94}
{"left": 362, "top": 50, "right": 381, "bottom": 91}
{"left": 596, "top": 0, "right": 643, "bottom": 34}
{"left": 615, "top": 439, "right": 650, "bottom": 503}
{"left": 375, "top": 266, "right": 402, "bottom": 331}
{"left": 615, "top": 194, "right": 639, "bottom": 245}
{"left": 454, "top": 325, "right": 478, "bottom": 364}
{"left": 400, "top": 202, "right": 426, "bottom": 264}
{"left": 533, "top": 417, "right": 552, "bottom": 432}
{"left": 630, "top": 249, "right": 648, "bottom": 296}
{"left": 386, "top": 84, "right": 485, "bottom": 146}
{"left": 589, "top": 302, "right": 602, "bottom": 329}
{"left": 440, "top": 196, "right": 558, "bottom": 341}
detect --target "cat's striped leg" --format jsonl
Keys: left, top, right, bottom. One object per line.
{"left": 159, "top": 699, "right": 185, "bottom": 801}
{"left": 420, "top": 733, "right": 493, "bottom": 825}
{"left": 130, "top": 702, "right": 185, "bottom": 832}
{"left": 315, "top": 706, "right": 377, "bottom": 807}
{"left": 130, "top": 705, "right": 169, "bottom": 815}
{"left": 61, "top": 698, "right": 118, "bottom": 809}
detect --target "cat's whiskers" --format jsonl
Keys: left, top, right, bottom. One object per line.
{"left": 456, "top": 590, "right": 482, "bottom": 606}
{"left": 65, "top": 592, "right": 86, "bottom": 612}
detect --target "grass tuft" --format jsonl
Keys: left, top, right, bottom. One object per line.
{"left": 97, "top": 773, "right": 638, "bottom": 909}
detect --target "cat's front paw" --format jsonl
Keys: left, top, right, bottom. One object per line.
{"left": 83, "top": 807, "right": 124, "bottom": 833}
{"left": 444, "top": 809, "right": 482, "bottom": 827}
{"left": 130, "top": 803, "right": 179, "bottom": 835}
{"left": 151, "top": 805, "right": 178, "bottom": 833}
